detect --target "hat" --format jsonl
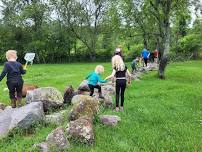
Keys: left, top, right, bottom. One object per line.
{"left": 115, "top": 48, "right": 121, "bottom": 53}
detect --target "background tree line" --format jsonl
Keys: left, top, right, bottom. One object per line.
{"left": 0, "top": 0, "right": 201, "bottom": 65}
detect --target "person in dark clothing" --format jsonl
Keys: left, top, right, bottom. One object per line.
{"left": 105, "top": 55, "right": 131, "bottom": 112}
{"left": 0, "top": 50, "right": 26, "bottom": 108}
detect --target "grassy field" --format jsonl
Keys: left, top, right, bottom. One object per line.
{"left": 0, "top": 61, "right": 202, "bottom": 152}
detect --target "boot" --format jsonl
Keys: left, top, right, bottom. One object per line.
{"left": 11, "top": 99, "right": 16, "bottom": 108}
{"left": 16, "top": 98, "right": 22, "bottom": 107}
{"left": 98, "top": 93, "right": 104, "bottom": 99}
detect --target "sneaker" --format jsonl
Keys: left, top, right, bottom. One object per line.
{"left": 115, "top": 107, "right": 119, "bottom": 112}
{"left": 120, "top": 106, "right": 124, "bottom": 111}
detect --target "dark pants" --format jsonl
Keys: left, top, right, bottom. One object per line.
{"left": 7, "top": 79, "right": 23, "bottom": 100}
{"left": 88, "top": 84, "right": 101, "bottom": 96}
{"left": 143, "top": 58, "right": 148, "bottom": 67}
{"left": 116, "top": 79, "right": 126, "bottom": 107}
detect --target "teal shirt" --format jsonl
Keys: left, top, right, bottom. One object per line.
{"left": 86, "top": 72, "right": 107, "bottom": 86}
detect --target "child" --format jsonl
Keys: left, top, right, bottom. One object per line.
{"left": 105, "top": 55, "right": 131, "bottom": 112}
{"left": 0, "top": 50, "right": 26, "bottom": 108}
{"left": 131, "top": 57, "right": 138, "bottom": 73}
{"left": 86, "top": 65, "right": 107, "bottom": 98}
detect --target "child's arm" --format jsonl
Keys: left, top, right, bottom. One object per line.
{"left": 105, "top": 69, "right": 116, "bottom": 80}
{"left": 97, "top": 75, "right": 107, "bottom": 83}
{"left": 0, "top": 64, "right": 8, "bottom": 81}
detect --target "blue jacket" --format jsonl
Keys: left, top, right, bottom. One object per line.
{"left": 86, "top": 72, "right": 107, "bottom": 86}
{"left": 141, "top": 49, "right": 150, "bottom": 59}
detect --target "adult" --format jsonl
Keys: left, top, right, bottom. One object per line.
{"left": 141, "top": 48, "right": 150, "bottom": 67}
{"left": 105, "top": 55, "right": 131, "bottom": 112}
{"left": 153, "top": 49, "right": 159, "bottom": 64}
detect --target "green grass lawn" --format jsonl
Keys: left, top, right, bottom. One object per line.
{"left": 0, "top": 61, "right": 202, "bottom": 152}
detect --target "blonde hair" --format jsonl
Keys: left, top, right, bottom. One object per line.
{"left": 6, "top": 50, "right": 17, "bottom": 60}
{"left": 95, "top": 65, "right": 104, "bottom": 74}
{"left": 112, "top": 55, "right": 125, "bottom": 71}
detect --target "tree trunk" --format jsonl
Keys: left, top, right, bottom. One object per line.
{"left": 158, "top": 24, "right": 170, "bottom": 79}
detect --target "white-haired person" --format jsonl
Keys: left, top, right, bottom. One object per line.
{"left": 105, "top": 55, "right": 131, "bottom": 111}
{"left": 0, "top": 50, "right": 26, "bottom": 108}
{"left": 86, "top": 65, "right": 107, "bottom": 98}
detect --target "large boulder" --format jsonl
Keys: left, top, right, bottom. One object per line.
{"left": 100, "top": 115, "right": 121, "bottom": 126}
{"left": 68, "top": 95, "right": 99, "bottom": 121}
{"left": 71, "top": 94, "right": 87, "bottom": 105}
{"left": 26, "top": 87, "right": 63, "bottom": 112}
{"left": 46, "top": 127, "right": 70, "bottom": 151}
{"left": 45, "top": 110, "right": 69, "bottom": 126}
{"left": 32, "top": 127, "right": 70, "bottom": 152}
{"left": 67, "top": 117, "right": 94, "bottom": 144}
{"left": 0, "top": 102, "right": 44, "bottom": 138}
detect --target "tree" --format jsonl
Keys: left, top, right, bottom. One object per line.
{"left": 148, "top": 0, "right": 189, "bottom": 79}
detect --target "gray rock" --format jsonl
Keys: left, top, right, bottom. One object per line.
{"left": 46, "top": 127, "right": 70, "bottom": 151}
{"left": 100, "top": 115, "right": 121, "bottom": 126}
{"left": 102, "top": 84, "right": 115, "bottom": 95}
{"left": 67, "top": 117, "right": 94, "bottom": 144}
{"left": 26, "top": 87, "right": 63, "bottom": 112}
{"left": 93, "top": 94, "right": 113, "bottom": 108}
{"left": 69, "top": 95, "right": 99, "bottom": 121}
{"left": 0, "top": 102, "right": 44, "bottom": 138}
{"left": 45, "top": 110, "right": 69, "bottom": 126}
{"left": 32, "top": 142, "right": 49, "bottom": 152}
{"left": 78, "top": 80, "right": 90, "bottom": 92}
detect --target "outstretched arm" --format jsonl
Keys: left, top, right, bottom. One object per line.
{"left": 105, "top": 69, "right": 116, "bottom": 80}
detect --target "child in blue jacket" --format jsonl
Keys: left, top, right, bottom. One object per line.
{"left": 86, "top": 65, "right": 107, "bottom": 98}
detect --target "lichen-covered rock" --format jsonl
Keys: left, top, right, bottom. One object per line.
{"left": 46, "top": 127, "right": 70, "bottom": 151}
{"left": 69, "top": 95, "right": 99, "bottom": 121}
{"left": 26, "top": 87, "right": 63, "bottom": 112}
{"left": 100, "top": 115, "right": 121, "bottom": 126}
{"left": 71, "top": 94, "right": 87, "bottom": 105}
{"left": 0, "top": 103, "right": 6, "bottom": 110}
{"left": 102, "top": 84, "right": 115, "bottom": 95}
{"left": 45, "top": 110, "right": 69, "bottom": 126}
{"left": 0, "top": 102, "right": 44, "bottom": 138}
{"left": 93, "top": 94, "right": 113, "bottom": 108}
{"left": 67, "top": 117, "right": 94, "bottom": 144}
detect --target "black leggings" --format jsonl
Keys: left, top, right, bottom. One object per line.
{"left": 88, "top": 84, "right": 101, "bottom": 96}
{"left": 143, "top": 58, "right": 148, "bottom": 67}
{"left": 116, "top": 79, "right": 126, "bottom": 107}
{"left": 7, "top": 79, "right": 23, "bottom": 100}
